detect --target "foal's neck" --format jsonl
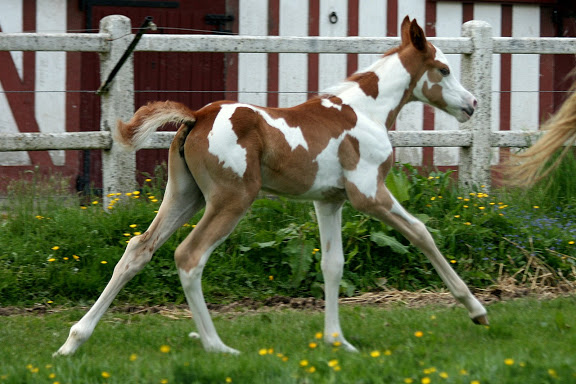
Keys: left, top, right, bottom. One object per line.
{"left": 335, "top": 53, "right": 414, "bottom": 129}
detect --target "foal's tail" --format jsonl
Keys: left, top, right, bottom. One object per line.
{"left": 115, "top": 101, "right": 196, "bottom": 151}
{"left": 506, "top": 82, "right": 576, "bottom": 186}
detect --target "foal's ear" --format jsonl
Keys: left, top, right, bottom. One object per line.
{"left": 409, "top": 19, "right": 428, "bottom": 52}
{"left": 400, "top": 16, "right": 411, "bottom": 45}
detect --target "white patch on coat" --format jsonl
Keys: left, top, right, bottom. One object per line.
{"left": 208, "top": 104, "right": 248, "bottom": 177}
{"left": 321, "top": 98, "right": 342, "bottom": 111}
{"left": 208, "top": 103, "right": 309, "bottom": 177}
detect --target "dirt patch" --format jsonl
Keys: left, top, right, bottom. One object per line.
{"left": 1, "top": 282, "right": 574, "bottom": 318}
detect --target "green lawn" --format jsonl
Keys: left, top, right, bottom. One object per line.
{"left": 1, "top": 297, "right": 575, "bottom": 384}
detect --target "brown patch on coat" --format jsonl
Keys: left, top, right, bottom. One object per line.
{"left": 338, "top": 136, "right": 361, "bottom": 171}
{"left": 344, "top": 155, "right": 395, "bottom": 215}
{"left": 347, "top": 71, "right": 380, "bottom": 99}
{"left": 422, "top": 82, "right": 447, "bottom": 109}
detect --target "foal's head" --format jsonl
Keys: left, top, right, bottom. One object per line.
{"left": 396, "top": 16, "right": 477, "bottom": 123}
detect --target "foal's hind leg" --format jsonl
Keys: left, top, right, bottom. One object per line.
{"left": 175, "top": 190, "right": 257, "bottom": 354}
{"left": 54, "top": 158, "right": 204, "bottom": 356}
{"left": 349, "top": 187, "right": 488, "bottom": 324}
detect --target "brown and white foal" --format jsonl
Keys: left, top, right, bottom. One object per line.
{"left": 55, "top": 17, "right": 487, "bottom": 356}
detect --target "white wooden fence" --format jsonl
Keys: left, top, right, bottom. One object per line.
{"left": 1, "top": 15, "right": 576, "bottom": 204}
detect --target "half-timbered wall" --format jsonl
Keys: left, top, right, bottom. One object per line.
{"left": 1, "top": 0, "right": 574, "bottom": 188}
{"left": 235, "top": 0, "right": 574, "bottom": 167}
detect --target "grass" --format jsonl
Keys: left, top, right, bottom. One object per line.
{"left": 1, "top": 297, "right": 575, "bottom": 383}
{"left": 1, "top": 163, "right": 576, "bottom": 307}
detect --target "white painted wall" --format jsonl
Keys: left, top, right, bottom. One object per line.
{"left": 395, "top": 0, "right": 426, "bottom": 165}
{"left": 434, "top": 1, "right": 463, "bottom": 166}
{"left": 238, "top": 0, "right": 269, "bottom": 106}
{"left": 0, "top": 0, "right": 30, "bottom": 166}
{"left": 318, "top": 0, "right": 348, "bottom": 92}
{"left": 279, "top": 0, "right": 309, "bottom": 107}
{"left": 358, "top": 0, "right": 387, "bottom": 69}
{"left": 511, "top": 5, "right": 540, "bottom": 134}
{"left": 36, "top": 0, "right": 67, "bottom": 166}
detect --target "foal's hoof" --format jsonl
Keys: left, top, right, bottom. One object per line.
{"left": 472, "top": 314, "right": 489, "bottom": 326}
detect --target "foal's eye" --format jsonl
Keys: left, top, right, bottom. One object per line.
{"left": 439, "top": 67, "right": 450, "bottom": 77}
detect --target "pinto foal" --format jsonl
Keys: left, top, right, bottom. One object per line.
{"left": 55, "top": 17, "right": 487, "bottom": 356}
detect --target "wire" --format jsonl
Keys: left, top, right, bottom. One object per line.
{"left": 0, "top": 90, "right": 574, "bottom": 95}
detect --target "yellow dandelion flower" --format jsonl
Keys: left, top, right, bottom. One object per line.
{"left": 51, "top": 246, "right": 60, "bottom": 251}
{"left": 430, "top": 315, "right": 436, "bottom": 320}
{"left": 450, "top": 259, "right": 457, "bottom": 264}
{"left": 160, "top": 379, "right": 168, "bottom": 384}
{"left": 404, "top": 379, "right": 414, "bottom": 384}
{"left": 282, "top": 356, "right": 289, "bottom": 362}
{"left": 569, "top": 241, "right": 575, "bottom": 245}
{"left": 423, "top": 367, "right": 436, "bottom": 374}
{"left": 333, "top": 365, "right": 341, "bottom": 372}
{"left": 478, "top": 206, "right": 485, "bottom": 210}
{"left": 269, "top": 275, "right": 274, "bottom": 281}
{"left": 384, "top": 349, "right": 392, "bottom": 355}
{"left": 463, "top": 205, "right": 469, "bottom": 208}
{"left": 126, "top": 192, "right": 132, "bottom": 196}
{"left": 533, "top": 205, "right": 540, "bottom": 209}
{"left": 460, "top": 369, "right": 468, "bottom": 375}
{"left": 504, "top": 358, "right": 514, "bottom": 366}
{"left": 49, "top": 373, "right": 56, "bottom": 379}
{"left": 315, "top": 332, "right": 323, "bottom": 339}
{"left": 548, "top": 369, "right": 558, "bottom": 378}
{"left": 47, "top": 300, "right": 53, "bottom": 304}
{"left": 267, "top": 348, "right": 274, "bottom": 354}
{"left": 80, "top": 206, "right": 87, "bottom": 210}
{"left": 333, "top": 341, "right": 342, "bottom": 347}
{"left": 129, "top": 224, "right": 137, "bottom": 228}
{"left": 63, "top": 257, "right": 69, "bottom": 261}
{"left": 430, "top": 197, "right": 436, "bottom": 201}
{"left": 258, "top": 348, "right": 268, "bottom": 355}
{"left": 464, "top": 222, "right": 471, "bottom": 226}
{"left": 328, "top": 359, "right": 339, "bottom": 368}
{"left": 421, "top": 377, "right": 431, "bottom": 384}
{"left": 101, "top": 261, "right": 108, "bottom": 264}
{"left": 331, "top": 332, "right": 339, "bottom": 338}
{"left": 307, "top": 366, "right": 316, "bottom": 373}
{"left": 45, "top": 365, "right": 53, "bottom": 369}
{"left": 134, "top": 232, "right": 141, "bottom": 236}
{"left": 414, "top": 331, "right": 424, "bottom": 338}
{"left": 439, "top": 372, "right": 449, "bottom": 379}
{"left": 226, "top": 378, "right": 232, "bottom": 383}
{"left": 160, "top": 345, "right": 171, "bottom": 353}
{"left": 123, "top": 233, "right": 131, "bottom": 237}
{"left": 133, "top": 191, "right": 140, "bottom": 195}
{"left": 454, "top": 215, "right": 460, "bottom": 218}
{"left": 370, "top": 350, "right": 381, "bottom": 358}
{"left": 470, "top": 381, "right": 480, "bottom": 384}
{"left": 309, "top": 342, "right": 317, "bottom": 349}
{"left": 101, "top": 372, "right": 111, "bottom": 379}
{"left": 92, "top": 200, "right": 98, "bottom": 205}
{"left": 152, "top": 199, "right": 158, "bottom": 203}
{"left": 300, "top": 360, "right": 309, "bottom": 367}
{"left": 145, "top": 178, "right": 152, "bottom": 182}
{"left": 129, "top": 353, "right": 138, "bottom": 361}
{"left": 48, "top": 258, "right": 56, "bottom": 262}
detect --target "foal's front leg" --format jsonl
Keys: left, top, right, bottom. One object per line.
{"left": 314, "top": 201, "right": 358, "bottom": 352}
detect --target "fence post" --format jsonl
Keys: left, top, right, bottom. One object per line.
{"left": 99, "top": 15, "right": 135, "bottom": 206}
{"left": 459, "top": 21, "right": 493, "bottom": 190}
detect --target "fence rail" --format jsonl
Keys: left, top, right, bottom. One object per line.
{"left": 1, "top": 15, "right": 575, "bottom": 204}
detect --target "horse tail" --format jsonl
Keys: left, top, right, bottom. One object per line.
{"left": 115, "top": 101, "right": 197, "bottom": 151}
{"left": 506, "top": 82, "right": 576, "bottom": 186}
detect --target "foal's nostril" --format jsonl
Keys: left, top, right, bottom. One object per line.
{"left": 473, "top": 99, "right": 478, "bottom": 108}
